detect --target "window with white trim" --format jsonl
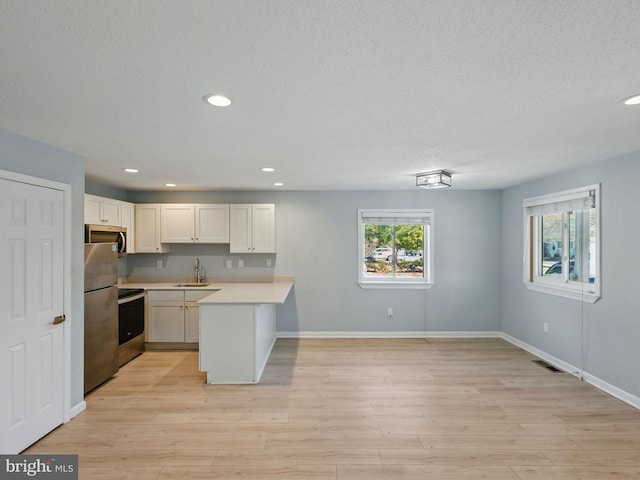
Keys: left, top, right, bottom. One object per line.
{"left": 523, "top": 184, "right": 600, "bottom": 303}
{"left": 358, "top": 209, "right": 433, "bottom": 289}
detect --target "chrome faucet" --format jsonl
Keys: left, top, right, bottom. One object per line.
{"left": 194, "top": 258, "right": 205, "bottom": 283}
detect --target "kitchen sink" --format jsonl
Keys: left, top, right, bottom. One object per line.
{"left": 172, "top": 283, "right": 214, "bottom": 288}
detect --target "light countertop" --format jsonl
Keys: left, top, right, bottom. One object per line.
{"left": 119, "top": 277, "right": 293, "bottom": 304}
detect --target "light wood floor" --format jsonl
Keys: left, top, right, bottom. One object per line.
{"left": 26, "top": 338, "right": 640, "bottom": 479}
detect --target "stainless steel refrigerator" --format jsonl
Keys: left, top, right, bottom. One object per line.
{"left": 84, "top": 242, "right": 119, "bottom": 394}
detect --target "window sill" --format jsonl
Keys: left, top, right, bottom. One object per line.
{"left": 358, "top": 281, "right": 433, "bottom": 290}
{"left": 525, "top": 282, "right": 600, "bottom": 303}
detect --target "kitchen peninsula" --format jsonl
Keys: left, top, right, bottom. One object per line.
{"left": 198, "top": 279, "right": 293, "bottom": 384}
{"left": 120, "top": 277, "right": 293, "bottom": 384}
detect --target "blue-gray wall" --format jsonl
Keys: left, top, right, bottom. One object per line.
{"left": 127, "top": 189, "right": 503, "bottom": 334}
{"left": 5, "top": 121, "right": 640, "bottom": 405}
{"left": 501, "top": 151, "right": 640, "bottom": 399}
{"left": 0, "top": 128, "right": 85, "bottom": 409}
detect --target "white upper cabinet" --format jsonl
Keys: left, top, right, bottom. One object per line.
{"left": 135, "top": 204, "right": 170, "bottom": 253}
{"left": 196, "top": 204, "right": 230, "bottom": 243}
{"left": 161, "top": 204, "right": 229, "bottom": 243}
{"left": 84, "top": 194, "right": 121, "bottom": 225}
{"left": 230, "top": 204, "right": 276, "bottom": 253}
{"left": 161, "top": 204, "right": 195, "bottom": 243}
{"left": 120, "top": 201, "right": 136, "bottom": 254}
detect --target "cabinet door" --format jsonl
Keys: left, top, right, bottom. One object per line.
{"left": 147, "top": 302, "right": 185, "bottom": 342}
{"left": 184, "top": 303, "right": 200, "bottom": 343}
{"left": 101, "top": 198, "right": 121, "bottom": 225}
{"left": 135, "top": 204, "right": 170, "bottom": 253}
{"left": 252, "top": 204, "right": 276, "bottom": 253}
{"left": 121, "top": 201, "right": 135, "bottom": 254}
{"left": 161, "top": 204, "right": 195, "bottom": 243}
{"left": 84, "top": 194, "right": 102, "bottom": 224}
{"left": 229, "top": 204, "right": 252, "bottom": 253}
{"left": 196, "top": 204, "right": 229, "bottom": 243}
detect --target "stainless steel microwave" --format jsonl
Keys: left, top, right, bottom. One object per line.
{"left": 85, "top": 224, "right": 127, "bottom": 256}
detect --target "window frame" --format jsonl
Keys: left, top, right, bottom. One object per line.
{"left": 522, "top": 184, "right": 601, "bottom": 303}
{"left": 358, "top": 208, "right": 434, "bottom": 289}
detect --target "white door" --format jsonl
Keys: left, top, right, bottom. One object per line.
{"left": 0, "top": 178, "right": 65, "bottom": 453}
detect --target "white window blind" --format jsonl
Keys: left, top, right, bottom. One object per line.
{"left": 524, "top": 189, "right": 596, "bottom": 216}
{"left": 360, "top": 210, "right": 432, "bottom": 225}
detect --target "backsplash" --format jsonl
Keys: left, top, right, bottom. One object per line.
{"left": 120, "top": 243, "right": 277, "bottom": 283}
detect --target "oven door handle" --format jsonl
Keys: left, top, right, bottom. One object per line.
{"left": 118, "top": 292, "right": 146, "bottom": 305}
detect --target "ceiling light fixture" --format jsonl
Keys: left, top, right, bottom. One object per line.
{"left": 123, "top": 168, "right": 139, "bottom": 173}
{"left": 165, "top": 183, "right": 177, "bottom": 187}
{"left": 204, "top": 94, "right": 231, "bottom": 107}
{"left": 273, "top": 182, "right": 284, "bottom": 187}
{"left": 622, "top": 94, "right": 640, "bottom": 105}
{"left": 416, "top": 170, "right": 452, "bottom": 189}
{"left": 261, "top": 167, "right": 275, "bottom": 172}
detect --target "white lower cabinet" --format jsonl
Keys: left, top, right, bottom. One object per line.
{"left": 148, "top": 301, "right": 185, "bottom": 342}
{"left": 184, "top": 301, "right": 200, "bottom": 343}
{"left": 147, "top": 290, "right": 208, "bottom": 344}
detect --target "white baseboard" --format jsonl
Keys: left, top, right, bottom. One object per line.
{"left": 426, "top": 331, "right": 502, "bottom": 338}
{"left": 277, "top": 331, "right": 502, "bottom": 339}
{"left": 501, "top": 333, "right": 640, "bottom": 410}
{"left": 67, "top": 400, "right": 86, "bottom": 423}
{"left": 581, "top": 372, "right": 640, "bottom": 409}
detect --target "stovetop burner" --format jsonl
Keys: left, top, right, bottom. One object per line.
{"left": 117, "top": 288, "right": 144, "bottom": 299}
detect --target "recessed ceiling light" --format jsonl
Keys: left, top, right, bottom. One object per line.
{"left": 622, "top": 94, "right": 640, "bottom": 105}
{"left": 261, "top": 167, "right": 275, "bottom": 172}
{"left": 165, "top": 183, "right": 177, "bottom": 187}
{"left": 273, "top": 182, "right": 284, "bottom": 187}
{"left": 123, "top": 168, "right": 139, "bottom": 173}
{"left": 204, "top": 94, "right": 231, "bottom": 107}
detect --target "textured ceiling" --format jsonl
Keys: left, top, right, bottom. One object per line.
{"left": 1, "top": 0, "right": 639, "bottom": 191}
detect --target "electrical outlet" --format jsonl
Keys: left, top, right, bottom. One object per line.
{"left": 226, "top": 260, "right": 232, "bottom": 269}
{"left": 238, "top": 259, "right": 244, "bottom": 268}
{"left": 543, "top": 322, "right": 549, "bottom": 333}
{"left": 266, "top": 258, "right": 272, "bottom": 267}
{"left": 156, "top": 259, "right": 162, "bottom": 268}
{"left": 388, "top": 307, "right": 393, "bottom": 316}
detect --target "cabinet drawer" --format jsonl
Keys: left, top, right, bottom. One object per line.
{"left": 147, "top": 290, "right": 184, "bottom": 302}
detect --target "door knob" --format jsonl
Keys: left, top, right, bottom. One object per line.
{"left": 53, "top": 314, "right": 66, "bottom": 325}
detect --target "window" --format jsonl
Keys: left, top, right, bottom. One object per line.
{"left": 523, "top": 184, "right": 600, "bottom": 303}
{"left": 358, "top": 209, "right": 433, "bottom": 289}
